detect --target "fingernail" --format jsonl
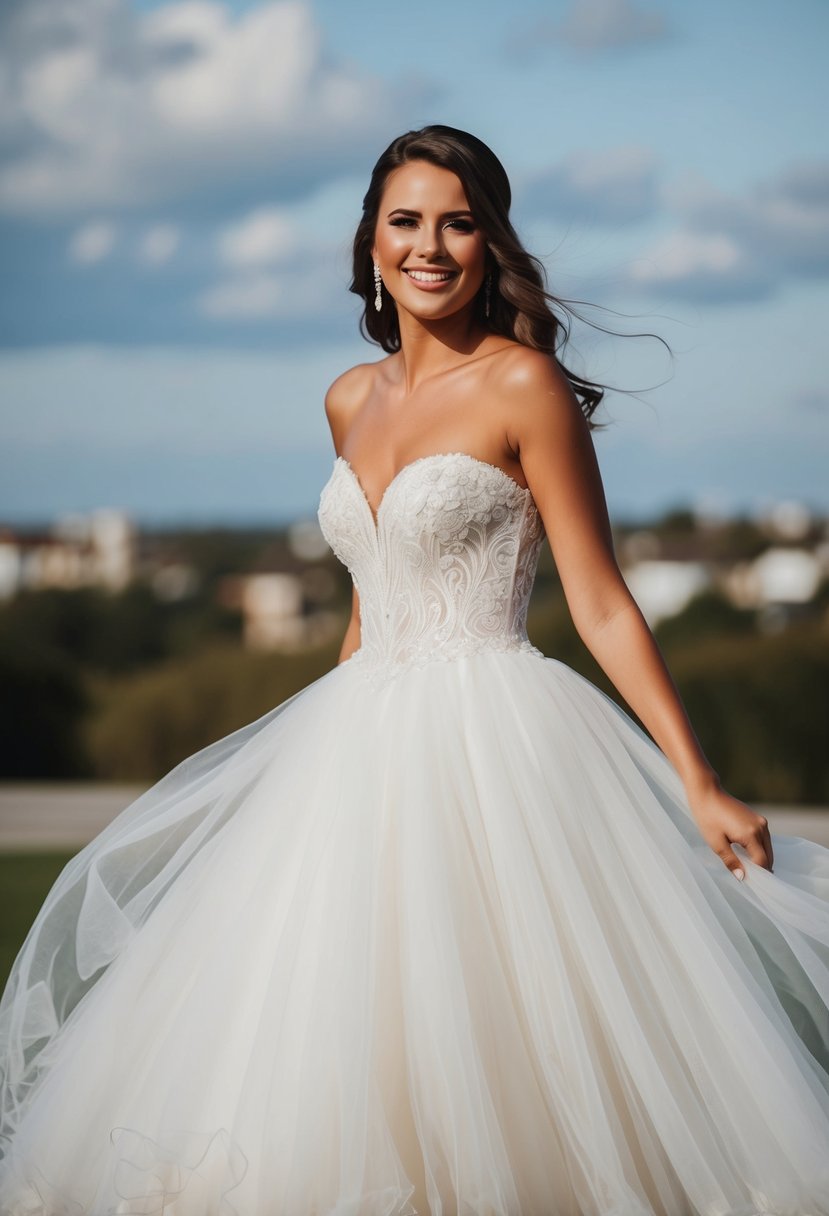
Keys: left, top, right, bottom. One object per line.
{"left": 734, "top": 868, "right": 745, "bottom": 881}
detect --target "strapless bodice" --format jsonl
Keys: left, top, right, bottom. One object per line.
{"left": 317, "top": 452, "right": 546, "bottom": 687}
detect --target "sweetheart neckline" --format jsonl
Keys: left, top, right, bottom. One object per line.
{"left": 333, "top": 451, "right": 532, "bottom": 530}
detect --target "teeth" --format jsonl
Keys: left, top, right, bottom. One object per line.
{"left": 406, "top": 270, "right": 455, "bottom": 282}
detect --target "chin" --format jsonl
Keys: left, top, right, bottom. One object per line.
{"left": 408, "top": 296, "right": 475, "bottom": 318}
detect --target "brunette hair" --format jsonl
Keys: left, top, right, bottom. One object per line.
{"left": 350, "top": 124, "right": 666, "bottom": 431}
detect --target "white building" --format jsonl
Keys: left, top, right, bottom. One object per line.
{"left": 0, "top": 508, "right": 136, "bottom": 598}
{"left": 622, "top": 559, "right": 711, "bottom": 627}
{"left": 727, "top": 547, "right": 823, "bottom": 609}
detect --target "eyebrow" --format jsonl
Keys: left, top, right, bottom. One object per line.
{"left": 386, "top": 208, "right": 475, "bottom": 219}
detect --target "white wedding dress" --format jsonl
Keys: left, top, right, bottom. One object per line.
{"left": 1, "top": 450, "right": 828, "bottom": 1216}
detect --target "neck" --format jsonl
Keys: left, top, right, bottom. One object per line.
{"left": 394, "top": 304, "right": 488, "bottom": 395}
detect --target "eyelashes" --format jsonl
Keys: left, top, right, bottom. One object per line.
{"left": 389, "top": 218, "right": 475, "bottom": 233}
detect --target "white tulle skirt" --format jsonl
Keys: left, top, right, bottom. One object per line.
{"left": 1, "top": 647, "right": 828, "bottom": 1216}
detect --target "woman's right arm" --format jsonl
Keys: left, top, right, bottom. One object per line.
{"left": 324, "top": 364, "right": 371, "bottom": 666}
{"left": 337, "top": 583, "right": 361, "bottom": 664}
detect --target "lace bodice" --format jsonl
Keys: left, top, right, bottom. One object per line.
{"left": 317, "top": 452, "right": 546, "bottom": 687}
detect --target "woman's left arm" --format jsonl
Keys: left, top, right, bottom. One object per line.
{"left": 502, "top": 350, "right": 773, "bottom": 880}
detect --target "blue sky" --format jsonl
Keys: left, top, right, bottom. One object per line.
{"left": 0, "top": 0, "right": 827, "bottom": 526}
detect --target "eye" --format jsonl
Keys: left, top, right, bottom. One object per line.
{"left": 389, "top": 218, "right": 476, "bottom": 232}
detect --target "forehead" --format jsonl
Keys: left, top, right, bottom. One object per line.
{"left": 380, "top": 160, "right": 470, "bottom": 211}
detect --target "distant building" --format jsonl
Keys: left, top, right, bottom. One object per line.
{"left": 622, "top": 559, "right": 711, "bottom": 627}
{"left": 619, "top": 509, "right": 828, "bottom": 628}
{"left": 726, "top": 547, "right": 823, "bottom": 609}
{"left": 756, "top": 500, "right": 814, "bottom": 541}
{"left": 243, "top": 572, "right": 305, "bottom": 649}
{"left": 216, "top": 517, "right": 343, "bottom": 652}
{"left": 0, "top": 508, "right": 136, "bottom": 598}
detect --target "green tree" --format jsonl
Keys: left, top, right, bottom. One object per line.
{"left": 654, "top": 590, "right": 756, "bottom": 651}
{"left": 0, "top": 637, "right": 93, "bottom": 777}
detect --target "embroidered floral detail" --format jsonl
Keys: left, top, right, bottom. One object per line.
{"left": 318, "top": 452, "right": 546, "bottom": 688}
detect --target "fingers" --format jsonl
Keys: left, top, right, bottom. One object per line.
{"left": 742, "top": 813, "right": 774, "bottom": 873}
{"left": 763, "top": 822, "right": 774, "bottom": 870}
{"left": 716, "top": 816, "right": 774, "bottom": 880}
{"left": 716, "top": 841, "right": 746, "bottom": 881}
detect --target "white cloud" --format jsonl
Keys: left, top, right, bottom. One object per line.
{"left": 620, "top": 159, "right": 829, "bottom": 303}
{"left": 142, "top": 1, "right": 317, "bottom": 131}
{"left": 68, "top": 220, "right": 118, "bottom": 264}
{"left": 139, "top": 224, "right": 180, "bottom": 265}
{"left": 626, "top": 230, "right": 771, "bottom": 302}
{"left": 0, "top": 0, "right": 411, "bottom": 216}
{"left": 198, "top": 271, "right": 284, "bottom": 319}
{"left": 197, "top": 251, "right": 346, "bottom": 320}
{"left": 202, "top": 198, "right": 351, "bottom": 321}
{"left": 670, "top": 161, "right": 829, "bottom": 276}
{"left": 519, "top": 145, "right": 659, "bottom": 225}
{"left": 631, "top": 232, "right": 741, "bottom": 282}
{"left": 217, "top": 208, "right": 298, "bottom": 269}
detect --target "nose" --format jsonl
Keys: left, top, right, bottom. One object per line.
{"left": 415, "top": 224, "right": 446, "bottom": 260}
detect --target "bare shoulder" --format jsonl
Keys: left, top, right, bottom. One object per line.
{"left": 491, "top": 344, "right": 575, "bottom": 405}
{"left": 324, "top": 362, "right": 376, "bottom": 421}
{"left": 323, "top": 360, "right": 384, "bottom": 451}
{"left": 485, "top": 345, "right": 584, "bottom": 452}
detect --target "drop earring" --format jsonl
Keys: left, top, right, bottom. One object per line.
{"left": 484, "top": 272, "right": 492, "bottom": 319}
{"left": 374, "top": 262, "right": 382, "bottom": 312}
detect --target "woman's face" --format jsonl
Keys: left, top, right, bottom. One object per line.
{"left": 371, "top": 159, "right": 488, "bottom": 322}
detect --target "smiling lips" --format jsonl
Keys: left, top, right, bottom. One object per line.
{"left": 403, "top": 268, "right": 459, "bottom": 286}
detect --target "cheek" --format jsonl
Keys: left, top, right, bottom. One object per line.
{"left": 455, "top": 238, "right": 486, "bottom": 271}
{"left": 375, "top": 228, "right": 409, "bottom": 259}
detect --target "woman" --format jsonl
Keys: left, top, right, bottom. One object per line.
{"left": 1, "top": 124, "right": 828, "bottom": 1215}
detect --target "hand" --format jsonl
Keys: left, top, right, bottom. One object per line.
{"left": 686, "top": 777, "right": 774, "bottom": 880}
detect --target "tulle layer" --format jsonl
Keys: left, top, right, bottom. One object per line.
{"left": 1, "top": 647, "right": 828, "bottom": 1215}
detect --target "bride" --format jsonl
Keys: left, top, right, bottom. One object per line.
{"left": 1, "top": 123, "right": 828, "bottom": 1216}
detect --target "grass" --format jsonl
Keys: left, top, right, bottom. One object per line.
{"left": 0, "top": 851, "right": 75, "bottom": 992}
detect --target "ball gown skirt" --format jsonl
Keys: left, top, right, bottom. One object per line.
{"left": 0, "top": 451, "right": 828, "bottom": 1216}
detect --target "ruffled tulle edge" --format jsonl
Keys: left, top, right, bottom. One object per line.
{"left": 0, "top": 1122, "right": 419, "bottom": 1216}
{"left": 3, "top": 1123, "right": 829, "bottom": 1214}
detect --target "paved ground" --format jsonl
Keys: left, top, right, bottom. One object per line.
{"left": 0, "top": 782, "right": 146, "bottom": 850}
{"left": 1, "top": 782, "right": 828, "bottom": 850}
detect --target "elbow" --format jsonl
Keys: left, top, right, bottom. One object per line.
{"left": 571, "top": 582, "right": 637, "bottom": 644}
